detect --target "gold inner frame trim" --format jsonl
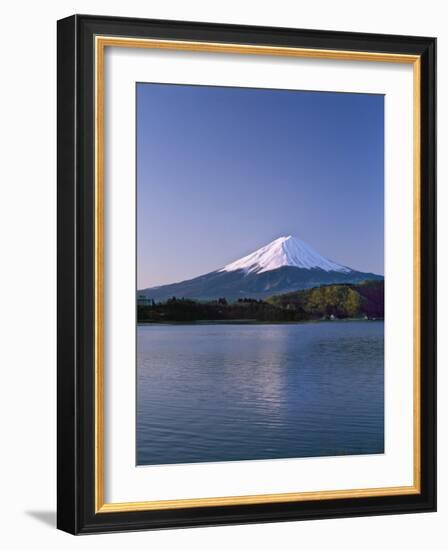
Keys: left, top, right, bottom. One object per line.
{"left": 94, "top": 35, "right": 421, "bottom": 514}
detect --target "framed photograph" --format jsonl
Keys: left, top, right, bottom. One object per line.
{"left": 57, "top": 14, "right": 436, "bottom": 534}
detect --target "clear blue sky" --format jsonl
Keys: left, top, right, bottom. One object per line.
{"left": 137, "top": 83, "right": 384, "bottom": 289}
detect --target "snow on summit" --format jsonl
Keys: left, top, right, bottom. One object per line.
{"left": 220, "top": 236, "right": 351, "bottom": 274}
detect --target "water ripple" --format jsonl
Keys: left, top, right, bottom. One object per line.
{"left": 137, "top": 321, "right": 384, "bottom": 465}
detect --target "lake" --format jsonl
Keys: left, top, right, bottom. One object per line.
{"left": 137, "top": 321, "right": 384, "bottom": 465}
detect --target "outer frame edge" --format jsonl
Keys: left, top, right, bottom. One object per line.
{"left": 57, "top": 14, "right": 79, "bottom": 535}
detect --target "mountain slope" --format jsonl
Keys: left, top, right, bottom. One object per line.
{"left": 220, "top": 235, "right": 350, "bottom": 274}
{"left": 138, "top": 236, "right": 383, "bottom": 302}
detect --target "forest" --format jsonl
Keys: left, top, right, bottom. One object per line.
{"left": 137, "top": 280, "right": 384, "bottom": 323}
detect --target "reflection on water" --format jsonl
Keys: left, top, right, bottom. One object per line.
{"left": 137, "top": 321, "right": 384, "bottom": 465}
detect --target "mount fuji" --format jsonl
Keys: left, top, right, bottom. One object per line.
{"left": 138, "top": 236, "right": 383, "bottom": 302}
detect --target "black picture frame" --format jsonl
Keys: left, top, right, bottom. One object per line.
{"left": 57, "top": 14, "right": 436, "bottom": 534}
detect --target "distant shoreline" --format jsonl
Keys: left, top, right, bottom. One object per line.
{"left": 137, "top": 317, "right": 384, "bottom": 326}
{"left": 137, "top": 280, "right": 384, "bottom": 324}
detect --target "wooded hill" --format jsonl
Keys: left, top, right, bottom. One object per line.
{"left": 266, "top": 279, "right": 384, "bottom": 319}
{"left": 137, "top": 280, "right": 384, "bottom": 323}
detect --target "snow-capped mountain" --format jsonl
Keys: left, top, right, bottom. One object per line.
{"left": 138, "top": 236, "right": 382, "bottom": 302}
{"left": 220, "top": 235, "right": 351, "bottom": 274}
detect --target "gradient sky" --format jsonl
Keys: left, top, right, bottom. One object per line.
{"left": 137, "top": 83, "right": 384, "bottom": 289}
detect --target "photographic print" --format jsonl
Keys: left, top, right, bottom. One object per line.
{"left": 136, "top": 83, "right": 385, "bottom": 466}
{"left": 58, "top": 16, "right": 436, "bottom": 533}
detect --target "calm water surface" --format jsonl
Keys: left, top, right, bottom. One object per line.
{"left": 137, "top": 321, "right": 384, "bottom": 465}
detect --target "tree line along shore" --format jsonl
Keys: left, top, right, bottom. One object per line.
{"left": 137, "top": 280, "right": 384, "bottom": 323}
